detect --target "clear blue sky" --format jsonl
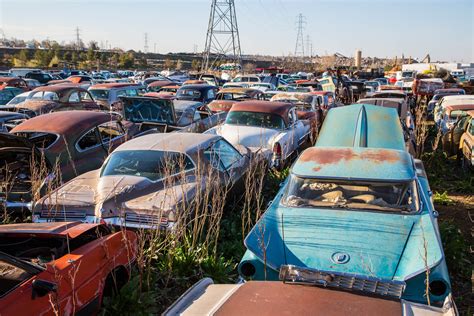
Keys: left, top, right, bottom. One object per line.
{"left": 1, "top": 0, "right": 473, "bottom": 61}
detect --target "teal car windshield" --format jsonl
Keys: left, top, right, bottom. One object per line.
{"left": 89, "top": 89, "right": 110, "bottom": 100}
{"left": 281, "top": 175, "right": 419, "bottom": 213}
{"left": 225, "top": 111, "right": 286, "bottom": 130}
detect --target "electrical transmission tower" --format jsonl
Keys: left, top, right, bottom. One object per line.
{"left": 144, "top": 33, "right": 149, "bottom": 53}
{"left": 294, "top": 14, "right": 306, "bottom": 58}
{"left": 202, "top": 0, "right": 242, "bottom": 71}
{"left": 75, "top": 27, "right": 81, "bottom": 50}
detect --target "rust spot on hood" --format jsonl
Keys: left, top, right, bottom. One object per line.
{"left": 299, "top": 148, "right": 402, "bottom": 165}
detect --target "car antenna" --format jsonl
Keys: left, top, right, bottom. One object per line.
{"left": 281, "top": 213, "right": 287, "bottom": 266}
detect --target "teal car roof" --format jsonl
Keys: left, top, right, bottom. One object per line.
{"left": 316, "top": 104, "right": 406, "bottom": 151}
{"left": 292, "top": 146, "right": 415, "bottom": 181}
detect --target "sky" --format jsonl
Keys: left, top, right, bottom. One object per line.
{"left": 0, "top": 0, "right": 473, "bottom": 62}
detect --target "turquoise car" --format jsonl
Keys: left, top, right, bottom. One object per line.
{"left": 316, "top": 103, "right": 411, "bottom": 152}
{"left": 239, "top": 146, "right": 453, "bottom": 310}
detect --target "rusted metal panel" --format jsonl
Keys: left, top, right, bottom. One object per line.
{"left": 293, "top": 146, "right": 415, "bottom": 181}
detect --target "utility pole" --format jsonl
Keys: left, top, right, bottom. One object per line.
{"left": 294, "top": 14, "right": 305, "bottom": 58}
{"left": 202, "top": 0, "right": 242, "bottom": 72}
{"left": 144, "top": 33, "right": 149, "bottom": 53}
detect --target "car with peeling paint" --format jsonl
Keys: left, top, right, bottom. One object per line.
{"left": 238, "top": 141, "right": 454, "bottom": 312}
{"left": 88, "top": 83, "right": 145, "bottom": 110}
{"left": 166, "top": 277, "right": 456, "bottom": 316}
{"left": 0, "top": 77, "right": 30, "bottom": 92}
{"left": 176, "top": 84, "right": 218, "bottom": 104}
{"left": 32, "top": 133, "right": 253, "bottom": 229}
{"left": 437, "top": 104, "right": 474, "bottom": 134}
{"left": 0, "top": 222, "right": 137, "bottom": 315}
{"left": 205, "top": 100, "right": 312, "bottom": 169}
{"left": 207, "top": 88, "right": 265, "bottom": 113}
{"left": 270, "top": 92, "right": 322, "bottom": 142}
{"left": 1, "top": 111, "right": 139, "bottom": 213}
{"left": 442, "top": 110, "right": 474, "bottom": 168}
{"left": 120, "top": 96, "right": 226, "bottom": 133}
{"left": 8, "top": 84, "right": 103, "bottom": 117}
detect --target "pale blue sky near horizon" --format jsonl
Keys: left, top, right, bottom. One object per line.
{"left": 0, "top": 0, "right": 473, "bottom": 62}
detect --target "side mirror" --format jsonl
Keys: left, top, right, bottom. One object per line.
{"left": 32, "top": 279, "right": 57, "bottom": 299}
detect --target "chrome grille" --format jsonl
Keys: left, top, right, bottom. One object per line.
{"left": 125, "top": 212, "right": 167, "bottom": 226}
{"left": 40, "top": 209, "right": 86, "bottom": 221}
{"left": 279, "top": 265, "right": 405, "bottom": 299}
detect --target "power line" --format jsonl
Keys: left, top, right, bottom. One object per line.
{"left": 202, "top": 0, "right": 242, "bottom": 71}
{"left": 294, "top": 13, "right": 306, "bottom": 58}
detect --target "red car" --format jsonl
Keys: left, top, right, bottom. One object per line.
{"left": 0, "top": 77, "right": 29, "bottom": 92}
{"left": 0, "top": 222, "right": 137, "bottom": 315}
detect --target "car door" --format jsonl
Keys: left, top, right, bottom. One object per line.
{"left": 460, "top": 118, "right": 474, "bottom": 163}
{"left": 97, "top": 120, "right": 127, "bottom": 154}
{"left": 72, "top": 127, "right": 109, "bottom": 177}
{"left": 204, "top": 139, "right": 246, "bottom": 185}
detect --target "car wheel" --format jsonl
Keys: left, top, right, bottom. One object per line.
{"left": 102, "top": 266, "right": 129, "bottom": 299}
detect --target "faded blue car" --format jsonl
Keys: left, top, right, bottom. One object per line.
{"left": 317, "top": 103, "right": 417, "bottom": 155}
{"left": 239, "top": 147, "right": 454, "bottom": 311}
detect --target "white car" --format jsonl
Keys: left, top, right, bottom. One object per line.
{"left": 231, "top": 75, "right": 261, "bottom": 83}
{"left": 250, "top": 82, "right": 275, "bottom": 92}
{"left": 434, "top": 95, "right": 474, "bottom": 125}
{"left": 205, "top": 100, "right": 311, "bottom": 169}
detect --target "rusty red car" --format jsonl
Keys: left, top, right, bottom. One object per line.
{"left": 11, "top": 84, "right": 103, "bottom": 117}
{"left": 0, "top": 77, "right": 29, "bottom": 92}
{"left": 0, "top": 222, "right": 137, "bottom": 315}
{"left": 1, "top": 111, "right": 140, "bottom": 213}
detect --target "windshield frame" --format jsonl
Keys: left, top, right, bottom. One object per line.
{"left": 100, "top": 149, "right": 196, "bottom": 182}
{"left": 225, "top": 110, "right": 287, "bottom": 130}
{"left": 280, "top": 175, "right": 420, "bottom": 214}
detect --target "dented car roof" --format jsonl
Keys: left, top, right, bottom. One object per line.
{"left": 292, "top": 146, "right": 415, "bottom": 181}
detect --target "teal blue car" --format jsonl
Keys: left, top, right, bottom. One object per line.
{"left": 238, "top": 105, "right": 455, "bottom": 313}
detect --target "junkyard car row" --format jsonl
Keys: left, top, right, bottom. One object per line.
{"left": 0, "top": 66, "right": 471, "bottom": 315}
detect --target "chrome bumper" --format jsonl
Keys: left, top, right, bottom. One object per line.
{"left": 32, "top": 215, "right": 175, "bottom": 230}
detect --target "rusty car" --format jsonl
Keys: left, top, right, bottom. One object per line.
{"left": 1, "top": 111, "right": 138, "bottom": 213}
{"left": 442, "top": 110, "right": 474, "bottom": 167}
{"left": 205, "top": 100, "right": 311, "bottom": 169}
{"left": 9, "top": 84, "right": 103, "bottom": 117}
{"left": 146, "top": 80, "right": 177, "bottom": 93}
{"left": 88, "top": 82, "right": 145, "bottom": 110}
{"left": 0, "top": 222, "right": 137, "bottom": 315}
{"left": 427, "top": 88, "right": 466, "bottom": 119}
{"left": 175, "top": 84, "right": 218, "bottom": 104}
{"left": 165, "top": 277, "right": 455, "bottom": 316}
{"left": 437, "top": 104, "right": 474, "bottom": 134}
{"left": 33, "top": 133, "right": 252, "bottom": 229}
{"left": 120, "top": 96, "right": 226, "bottom": 133}
{"left": 0, "top": 77, "right": 29, "bottom": 92}
{"left": 207, "top": 88, "right": 265, "bottom": 113}
{"left": 270, "top": 92, "right": 322, "bottom": 141}
{"left": 239, "top": 145, "right": 455, "bottom": 313}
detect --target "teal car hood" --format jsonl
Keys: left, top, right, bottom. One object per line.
{"left": 244, "top": 204, "right": 443, "bottom": 281}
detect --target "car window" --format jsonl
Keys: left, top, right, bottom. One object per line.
{"left": 68, "top": 91, "right": 80, "bottom": 103}
{"left": 77, "top": 128, "right": 100, "bottom": 151}
{"left": 80, "top": 91, "right": 92, "bottom": 101}
{"left": 98, "top": 121, "right": 125, "bottom": 143}
{"left": 126, "top": 89, "right": 138, "bottom": 96}
{"left": 193, "top": 109, "right": 201, "bottom": 122}
{"left": 116, "top": 90, "right": 126, "bottom": 97}
{"left": 204, "top": 139, "right": 242, "bottom": 171}
{"left": 207, "top": 89, "right": 216, "bottom": 100}
{"left": 469, "top": 120, "right": 474, "bottom": 135}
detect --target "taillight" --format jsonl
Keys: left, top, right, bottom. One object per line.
{"left": 273, "top": 143, "right": 282, "bottom": 156}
